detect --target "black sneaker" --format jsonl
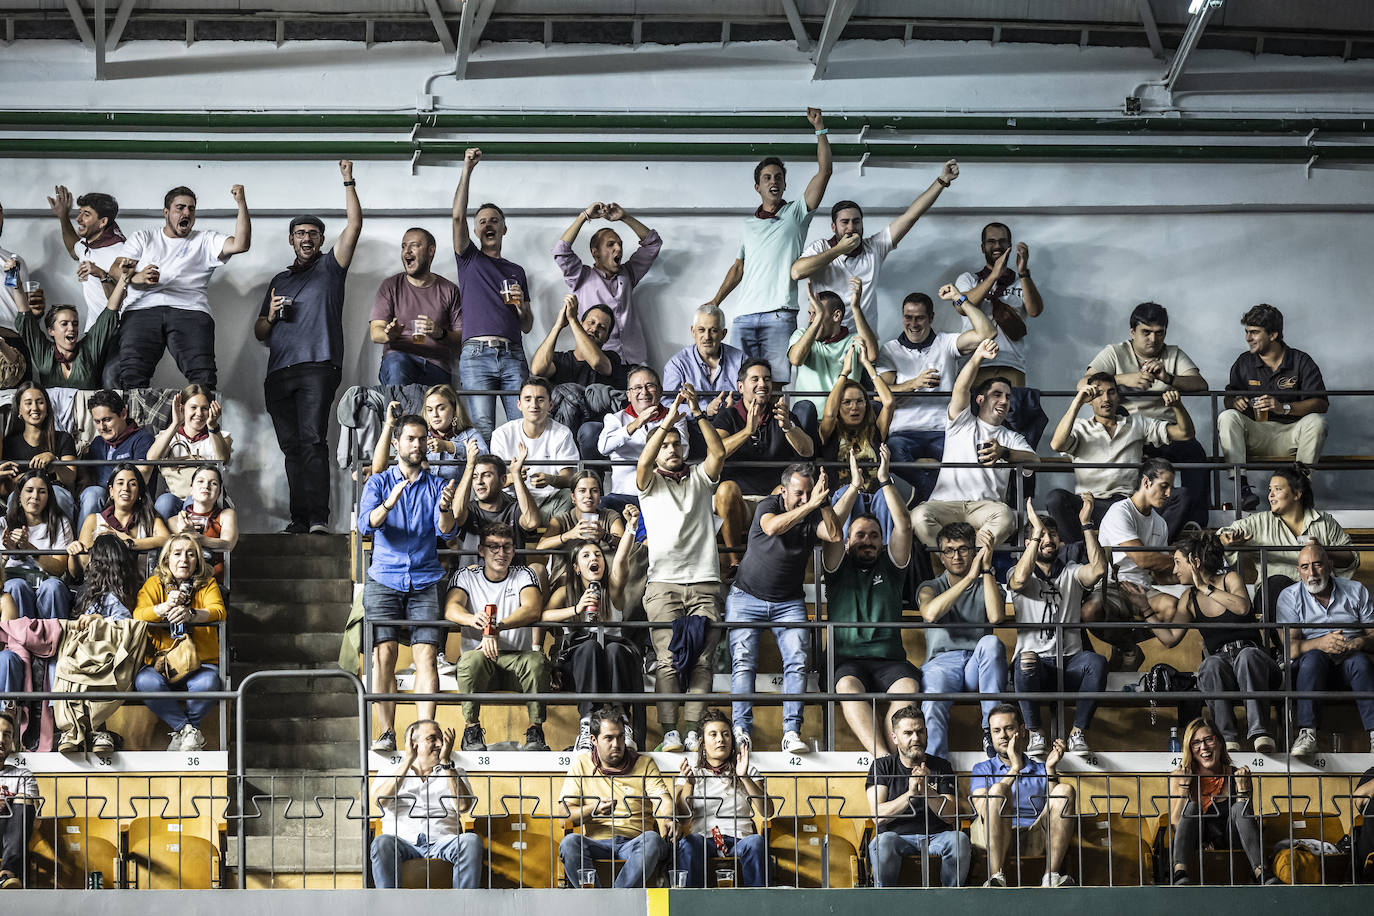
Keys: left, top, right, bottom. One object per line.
{"left": 982, "top": 728, "right": 996, "bottom": 757}
{"left": 284, "top": 521, "right": 308, "bottom": 534}
{"left": 524, "top": 724, "right": 549, "bottom": 751}
{"left": 1239, "top": 479, "right": 1261, "bottom": 511}
{"left": 461, "top": 724, "right": 486, "bottom": 751}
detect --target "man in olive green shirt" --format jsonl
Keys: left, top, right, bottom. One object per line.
{"left": 822, "top": 446, "right": 917, "bottom": 756}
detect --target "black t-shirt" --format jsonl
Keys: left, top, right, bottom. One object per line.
{"left": 3, "top": 430, "right": 77, "bottom": 462}
{"left": 713, "top": 401, "right": 809, "bottom": 496}
{"left": 550, "top": 349, "right": 628, "bottom": 389}
{"left": 733, "top": 493, "right": 820, "bottom": 602}
{"left": 865, "top": 753, "right": 957, "bottom": 836}
{"left": 456, "top": 493, "right": 538, "bottom": 551}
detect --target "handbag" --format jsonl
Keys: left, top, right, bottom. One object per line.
{"left": 1137, "top": 663, "right": 1202, "bottom": 727}
{"left": 153, "top": 633, "right": 201, "bottom": 684}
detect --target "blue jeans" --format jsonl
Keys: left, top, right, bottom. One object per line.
{"left": 52, "top": 485, "right": 75, "bottom": 526}
{"left": 379, "top": 351, "right": 452, "bottom": 388}
{"left": 134, "top": 663, "right": 221, "bottom": 730}
{"left": 832, "top": 484, "right": 894, "bottom": 542}
{"left": 0, "top": 649, "right": 24, "bottom": 693}
{"left": 726, "top": 588, "right": 808, "bottom": 736}
{"left": 4, "top": 575, "right": 72, "bottom": 619}
{"left": 558, "top": 831, "right": 667, "bottom": 888}
{"left": 78, "top": 485, "right": 107, "bottom": 530}
{"left": 1014, "top": 650, "right": 1108, "bottom": 732}
{"left": 370, "top": 831, "right": 481, "bottom": 889}
{"left": 920, "top": 635, "right": 1008, "bottom": 758}
{"left": 887, "top": 430, "right": 945, "bottom": 504}
{"left": 676, "top": 832, "right": 769, "bottom": 887}
{"left": 869, "top": 829, "right": 972, "bottom": 887}
{"left": 155, "top": 491, "right": 191, "bottom": 521}
{"left": 1293, "top": 648, "right": 1374, "bottom": 729}
{"left": 732, "top": 310, "right": 798, "bottom": 384}
{"left": 459, "top": 338, "right": 529, "bottom": 446}
{"left": 600, "top": 494, "right": 646, "bottom": 542}
{"left": 363, "top": 576, "right": 442, "bottom": 647}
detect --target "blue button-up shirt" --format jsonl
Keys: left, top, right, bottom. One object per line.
{"left": 662, "top": 342, "right": 746, "bottom": 404}
{"left": 1277, "top": 577, "right": 1374, "bottom": 640}
{"left": 358, "top": 467, "right": 456, "bottom": 591}
{"left": 970, "top": 756, "right": 1049, "bottom": 828}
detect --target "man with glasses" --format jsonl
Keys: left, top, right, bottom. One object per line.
{"left": 917, "top": 522, "right": 1007, "bottom": 759}
{"left": 596, "top": 365, "right": 686, "bottom": 517}
{"left": 1007, "top": 498, "right": 1108, "bottom": 757}
{"left": 256, "top": 160, "right": 362, "bottom": 534}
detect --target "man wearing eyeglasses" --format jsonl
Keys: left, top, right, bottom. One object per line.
{"left": 597, "top": 365, "right": 687, "bottom": 517}
{"left": 256, "top": 160, "right": 362, "bottom": 534}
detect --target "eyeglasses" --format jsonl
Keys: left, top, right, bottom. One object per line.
{"left": 940, "top": 546, "right": 973, "bottom": 557}
{"left": 292, "top": 229, "right": 323, "bottom": 239}
{"left": 483, "top": 542, "right": 515, "bottom": 553}
{"left": 1190, "top": 735, "right": 1218, "bottom": 748}
{"left": 626, "top": 384, "right": 659, "bottom": 394}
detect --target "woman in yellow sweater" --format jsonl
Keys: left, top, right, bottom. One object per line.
{"left": 133, "top": 533, "right": 225, "bottom": 752}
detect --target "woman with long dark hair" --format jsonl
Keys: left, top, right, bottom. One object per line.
{"left": 9, "top": 258, "right": 129, "bottom": 390}
{"left": 0, "top": 382, "right": 78, "bottom": 521}
{"left": 818, "top": 344, "right": 895, "bottom": 536}
{"left": 65, "top": 534, "right": 142, "bottom": 753}
{"left": 167, "top": 465, "right": 238, "bottom": 582}
{"left": 133, "top": 533, "right": 225, "bottom": 752}
{"left": 145, "top": 383, "right": 233, "bottom": 520}
{"left": 542, "top": 504, "right": 641, "bottom": 750}
{"left": 0, "top": 470, "right": 76, "bottom": 620}
{"left": 674, "top": 707, "right": 773, "bottom": 887}
{"left": 1165, "top": 718, "right": 1274, "bottom": 885}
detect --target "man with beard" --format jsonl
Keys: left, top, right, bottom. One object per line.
{"left": 1086, "top": 302, "right": 1208, "bottom": 524}
{"left": 119, "top": 183, "right": 252, "bottom": 388}
{"left": 452, "top": 148, "right": 534, "bottom": 444}
{"left": 866, "top": 704, "right": 969, "bottom": 887}
{"left": 637, "top": 386, "right": 727, "bottom": 753}
{"left": 359, "top": 413, "right": 460, "bottom": 753}
{"left": 370, "top": 227, "right": 461, "bottom": 387}
{"left": 257, "top": 160, "right": 362, "bottom": 534}
{"left": 554, "top": 202, "right": 661, "bottom": 366}
{"left": 911, "top": 339, "right": 1035, "bottom": 550}
{"left": 530, "top": 293, "right": 628, "bottom": 459}
{"left": 822, "top": 449, "right": 918, "bottom": 757}
{"left": 1277, "top": 544, "right": 1374, "bottom": 757}
{"left": 705, "top": 108, "right": 832, "bottom": 382}
{"left": 46, "top": 185, "right": 127, "bottom": 384}
{"left": 951, "top": 222, "right": 1042, "bottom": 387}
{"left": 451, "top": 442, "right": 541, "bottom": 552}
{"left": 1007, "top": 497, "right": 1108, "bottom": 758}
{"left": 596, "top": 365, "right": 686, "bottom": 515}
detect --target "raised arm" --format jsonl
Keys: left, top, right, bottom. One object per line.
{"left": 948, "top": 338, "right": 996, "bottom": 420}
{"left": 561, "top": 295, "right": 612, "bottom": 375}
{"left": 529, "top": 297, "right": 569, "bottom": 378}
{"left": 787, "top": 283, "right": 825, "bottom": 367}
{"left": 560, "top": 203, "right": 598, "bottom": 245}
{"left": 858, "top": 348, "right": 894, "bottom": 439}
{"left": 791, "top": 233, "right": 860, "bottom": 281}
{"left": 888, "top": 160, "right": 959, "bottom": 246}
{"left": 848, "top": 278, "right": 878, "bottom": 360}
{"left": 145, "top": 394, "right": 185, "bottom": 462}
{"left": 761, "top": 468, "right": 830, "bottom": 537}
{"left": 802, "top": 108, "right": 833, "bottom": 212}
{"left": 1008, "top": 499, "right": 1044, "bottom": 594}
{"left": 876, "top": 445, "right": 912, "bottom": 568}
{"left": 335, "top": 160, "right": 363, "bottom": 268}
{"left": 1014, "top": 243, "right": 1042, "bottom": 318}
{"left": 451, "top": 147, "right": 480, "bottom": 254}
{"left": 220, "top": 185, "right": 252, "bottom": 258}
{"left": 370, "top": 401, "right": 401, "bottom": 475}
{"left": 1076, "top": 495, "right": 1108, "bottom": 589}
{"left": 46, "top": 185, "right": 80, "bottom": 259}
{"left": 947, "top": 285, "right": 998, "bottom": 354}
{"left": 1049, "top": 383, "right": 1092, "bottom": 453}
{"left": 817, "top": 348, "right": 855, "bottom": 444}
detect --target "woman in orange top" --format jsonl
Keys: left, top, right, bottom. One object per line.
{"left": 133, "top": 533, "right": 225, "bottom": 752}
{"left": 1167, "top": 717, "right": 1274, "bottom": 885}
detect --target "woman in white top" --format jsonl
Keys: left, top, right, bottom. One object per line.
{"left": 72, "top": 462, "right": 170, "bottom": 579}
{"left": 146, "top": 384, "right": 232, "bottom": 520}
{"left": 674, "top": 708, "right": 773, "bottom": 887}
{"left": 167, "top": 465, "right": 238, "bottom": 583}
{"left": 0, "top": 470, "right": 77, "bottom": 620}
{"left": 543, "top": 503, "right": 641, "bottom": 751}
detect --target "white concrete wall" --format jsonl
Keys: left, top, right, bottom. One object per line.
{"left": 2, "top": 36, "right": 1373, "bottom": 527}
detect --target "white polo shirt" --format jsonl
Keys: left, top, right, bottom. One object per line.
{"left": 878, "top": 332, "right": 963, "bottom": 433}
{"left": 928, "top": 407, "right": 1032, "bottom": 503}
{"left": 1058, "top": 413, "right": 1170, "bottom": 498}
{"left": 799, "top": 226, "right": 894, "bottom": 333}
{"left": 122, "top": 229, "right": 229, "bottom": 314}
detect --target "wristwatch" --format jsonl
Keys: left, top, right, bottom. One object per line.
{"left": 1282, "top": 402, "right": 1292, "bottom": 415}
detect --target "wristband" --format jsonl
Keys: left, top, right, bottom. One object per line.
{"left": 954, "top": 295, "right": 969, "bottom": 307}
{"left": 814, "top": 128, "right": 829, "bottom": 136}
{"left": 877, "top": 479, "right": 893, "bottom": 489}
{"left": 343, "top": 180, "right": 356, "bottom": 186}
{"left": 1079, "top": 524, "right": 1098, "bottom": 532}
{"left": 691, "top": 412, "right": 705, "bottom": 422}
{"left": 936, "top": 176, "right": 951, "bottom": 188}
{"left": 208, "top": 426, "right": 221, "bottom": 434}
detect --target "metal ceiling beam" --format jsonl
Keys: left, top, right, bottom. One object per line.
{"left": 1164, "top": 0, "right": 1223, "bottom": 93}
{"left": 94, "top": 0, "right": 105, "bottom": 79}
{"left": 1136, "top": 0, "right": 1164, "bottom": 59}
{"left": 779, "top": 0, "right": 810, "bottom": 52}
{"left": 468, "top": 0, "right": 497, "bottom": 53}
{"left": 421, "top": 0, "right": 455, "bottom": 54}
{"left": 452, "top": 0, "right": 480, "bottom": 79}
{"left": 105, "top": 0, "right": 136, "bottom": 51}
{"left": 811, "top": 0, "right": 858, "bottom": 80}
{"left": 62, "top": 0, "right": 95, "bottom": 49}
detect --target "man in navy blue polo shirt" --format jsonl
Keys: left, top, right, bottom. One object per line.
{"left": 77, "top": 389, "right": 156, "bottom": 527}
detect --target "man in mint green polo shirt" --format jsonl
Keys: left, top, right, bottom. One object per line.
{"left": 787, "top": 277, "right": 878, "bottom": 432}
{"left": 703, "top": 108, "right": 834, "bottom": 384}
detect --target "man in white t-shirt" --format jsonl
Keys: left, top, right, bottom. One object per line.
{"left": 952, "top": 223, "right": 1043, "bottom": 387}
{"left": 704, "top": 108, "right": 832, "bottom": 383}
{"left": 444, "top": 522, "right": 548, "bottom": 752}
{"left": 489, "top": 376, "right": 579, "bottom": 518}
{"left": 0, "top": 712, "right": 38, "bottom": 887}
{"left": 120, "top": 184, "right": 252, "bottom": 389}
{"left": 368, "top": 719, "right": 481, "bottom": 888}
{"left": 636, "top": 384, "right": 727, "bottom": 753}
{"left": 879, "top": 258, "right": 1004, "bottom": 503}
{"left": 792, "top": 160, "right": 960, "bottom": 337}
{"left": 1097, "top": 457, "right": 1180, "bottom": 670}
{"left": 912, "top": 339, "right": 1037, "bottom": 549}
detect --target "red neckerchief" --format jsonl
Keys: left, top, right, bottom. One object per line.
{"left": 591, "top": 744, "right": 640, "bottom": 777}
{"left": 699, "top": 755, "right": 734, "bottom": 778}
{"left": 975, "top": 263, "right": 1017, "bottom": 301}
{"left": 754, "top": 202, "right": 785, "bottom": 220}
{"left": 54, "top": 347, "right": 77, "bottom": 367}
{"left": 105, "top": 422, "right": 141, "bottom": 448}
{"left": 654, "top": 467, "right": 690, "bottom": 483}
{"left": 821, "top": 329, "right": 849, "bottom": 344}
{"left": 178, "top": 425, "right": 210, "bottom": 444}
{"left": 99, "top": 506, "right": 135, "bottom": 534}
{"left": 625, "top": 403, "right": 667, "bottom": 422}
{"left": 827, "top": 234, "right": 863, "bottom": 256}
{"left": 733, "top": 398, "right": 751, "bottom": 422}
{"left": 87, "top": 223, "right": 126, "bottom": 250}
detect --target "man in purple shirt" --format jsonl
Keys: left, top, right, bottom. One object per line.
{"left": 369, "top": 228, "right": 461, "bottom": 387}
{"left": 358, "top": 413, "right": 460, "bottom": 753}
{"left": 553, "top": 202, "right": 661, "bottom": 366}
{"left": 452, "top": 148, "right": 534, "bottom": 445}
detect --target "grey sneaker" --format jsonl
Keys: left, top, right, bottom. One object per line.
{"left": 574, "top": 719, "right": 593, "bottom": 752}
{"left": 1067, "top": 730, "right": 1090, "bottom": 755}
{"left": 370, "top": 729, "right": 397, "bottom": 753}
{"left": 166, "top": 727, "right": 186, "bottom": 752}
{"left": 180, "top": 725, "right": 206, "bottom": 753}
{"left": 462, "top": 724, "right": 487, "bottom": 752}
{"left": 436, "top": 652, "right": 457, "bottom": 676}
{"left": 1026, "top": 731, "right": 1048, "bottom": 758}
{"left": 1290, "top": 728, "right": 1318, "bottom": 758}
{"left": 91, "top": 731, "right": 116, "bottom": 754}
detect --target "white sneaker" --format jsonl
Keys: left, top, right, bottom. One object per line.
{"left": 436, "top": 652, "right": 457, "bottom": 676}
{"left": 1026, "top": 731, "right": 1047, "bottom": 758}
{"left": 1290, "top": 728, "right": 1318, "bottom": 758}
{"left": 733, "top": 726, "right": 751, "bottom": 750}
{"left": 180, "top": 725, "right": 206, "bottom": 752}
{"left": 781, "top": 731, "right": 808, "bottom": 754}
{"left": 574, "top": 718, "right": 593, "bottom": 753}
{"left": 91, "top": 731, "right": 116, "bottom": 754}
{"left": 166, "top": 727, "right": 186, "bottom": 752}
{"left": 983, "top": 871, "right": 1007, "bottom": 887}
{"left": 1067, "top": 731, "right": 1090, "bottom": 755}
{"left": 624, "top": 725, "right": 637, "bottom": 752}
{"left": 684, "top": 730, "right": 701, "bottom": 753}
{"left": 370, "top": 729, "right": 397, "bottom": 753}
{"left": 1253, "top": 734, "right": 1276, "bottom": 754}
{"left": 660, "top": 729, "right": 684, "bottom": 753}
{"left": 1042, "top": 871, "right": 1074, "bottom": 887}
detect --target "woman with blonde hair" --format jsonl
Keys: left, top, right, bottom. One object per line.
{"left": 1166, "top": 717, "right": 1274, "bottom": 885}
{"left": 132, "top": 533, "right": 225, "bottom": 751}
{"left": 372, "top": 384, "right": 486, "bottom": 480}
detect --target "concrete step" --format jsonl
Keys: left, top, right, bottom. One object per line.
{"left": 233, "top": 600, "right": 353, "bottom": 635}
{"left": 241, "top": 691, "right": 362, "bottom": 721}
{"left": 233, "top": 533, "right": 349, "bottom": 558}
{"left": 231, "top": 577, "right": 354, "bottom": 604}
{"left": 243, "top": 716, "right": 365, "bottom": 744}
{"left": 227, "top": 834, "right": 365, "bottom": 872}
{"left": 234, "top": 555, "right": 353, "bottom": 580}
{"left": 231, "top": 632, "right": 345, "bottom": 666}
{"left": 233, "top": 740, "right": 361, "bottom": 773}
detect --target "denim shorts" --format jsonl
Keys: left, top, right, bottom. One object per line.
{"left": 363, "top": 576, "right": 443, "bottom": 647}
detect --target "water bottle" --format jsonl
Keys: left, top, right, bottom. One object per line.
{"left": 1168, "top": 727, "right": 1181, "bottom": 754}
{"left": 2, "top": 264, "right": 17, "bottom": 288}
